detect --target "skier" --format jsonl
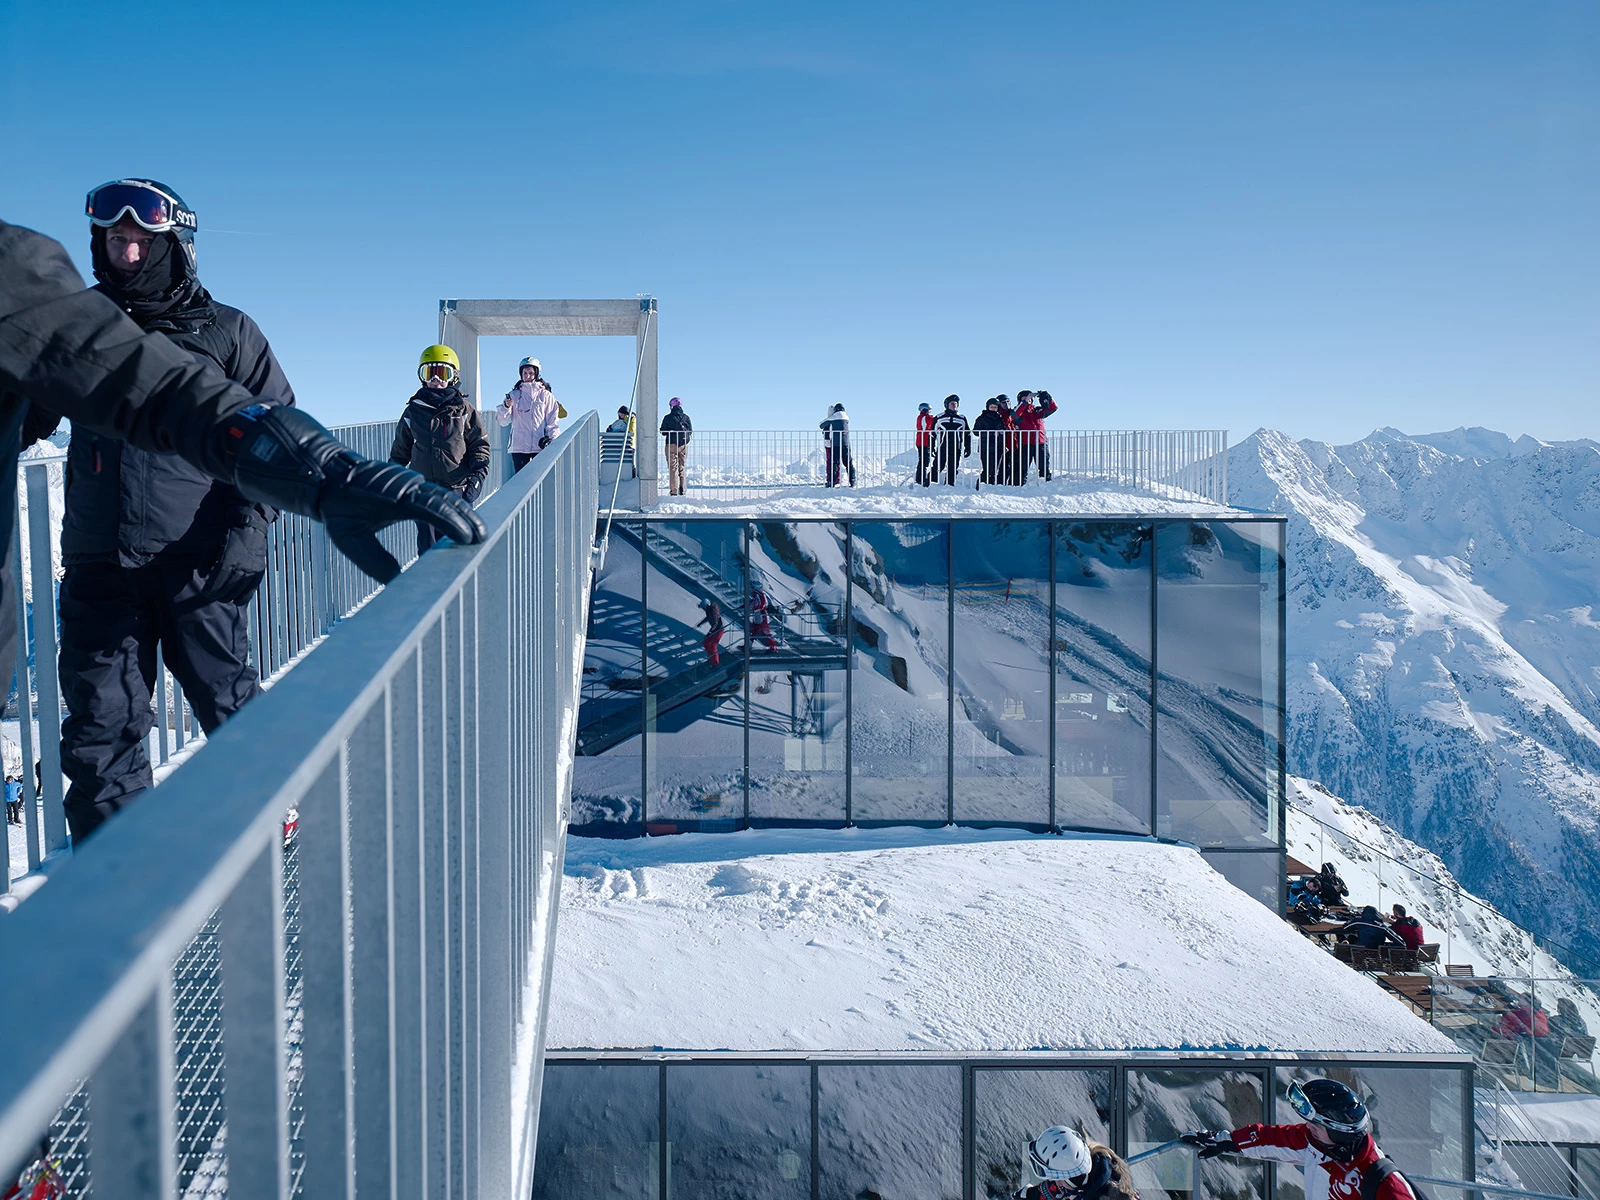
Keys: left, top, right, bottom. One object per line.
{"left": 914, "top": 401, "right": 936, "bottom": 486}
{"left": 931, "top": 395, "right": 970, "bottom": 485}
{"left": 748, "top": 582, "right": 778, "bottom": 652}
{"left": 660, "top": 397, "right": 692, "bottom": 496}
{"left": 495, "top": 356, "right": 560, "bottom": 474}
{"left": 4, "top": 776, "right": 19, "bottom": 826}
{"left": 605, "top": 404, "right": 638, "bottom": 477}
{"left": 0, "top": 214, "right": 485, "bottom": 826}
{"left": 391, "top": 345, "right": 491, "bottom": 555}
{"left": 1014, "top": 390, "right": 1058, "bottom": 482}
{"left": 1181, "top": 1078, "right": 1421, "bottom": 1200}
{"left": 974, "top": 397, "right": 1011, "bottom": 487}
{"left": 1, "top": 1134, "right": 64, "bottom": 1199}
{"left": 820, "top": 402, "right": 855, "bottom": 487}
{"left": 25, "top": 179, "right": 293, "bottom": 843}
{"left": 696, "top": 598, "right": 726, "bottom": 667}
{"left": 1015, "top": 1126, "right": 1138, "bottom": 1200}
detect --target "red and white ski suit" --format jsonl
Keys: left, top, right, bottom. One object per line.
{"left": 1229, "top": 1125, "right": 1416, "bottom": 1200}
{"left": 748, "top": 589, "right": 778, "bottom": 651}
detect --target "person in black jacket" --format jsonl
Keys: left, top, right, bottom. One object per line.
{"left": 931, "top": 395, "right": 970, "bottom": 485}
{"left": 25, "top": 180, "right": 300, "bottom": 841}
{"left": 820, "top": 402, "right": 855, "bottom": 487}
{"left": 391, "top": 345, "right": 490, "bottom": 555}
{"left": 0, "top": 211, "right": 486, "bottom": 837}
{"left": 1337, "top": 904, "right": 1404, "bottom": 951}
{"left": 973, "top": 396, "right": 1010, "bottom": 486}
{"left": 659, "top": 397, "right": 692, "bottom": 496}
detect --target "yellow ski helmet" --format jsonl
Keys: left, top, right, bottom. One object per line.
{"left": 418, "top": 344, "right": 460, "bottom": 386}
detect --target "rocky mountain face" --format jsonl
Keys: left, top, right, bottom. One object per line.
{"left": 1230, "top": 426, "right": 1600, "bottom": 967}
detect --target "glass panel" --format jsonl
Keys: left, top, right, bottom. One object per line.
{"left": 850, "top": 521, "right": 951, "bottom": 823}
{"left": 573, "top": 521, "right": 645, "bottom": 835}
{"left": 1275, "top": 1066, "right": 1466, "bottom": 1181}
{"left": 1156, "top": 521, "right": 1283, "bottom": 848}
{"left": 1204, "top": 851, "right": 1282, "bottom": 911}
{"left": 746, "top": 521, "right": 849, "bottom": 822}
{"left": 953, "top": 521, "right": 1050, "bottom": 825}
{"left": 1503, "top": 1146, "right": 1575, "bottom": 1197}
{"left": 1054, "top": 521, "right": 1154, "bottom": 833}
{"left": 533, "top": 1063, "right": 658, "bottom": 1199}
{"left": 1575, "top": 1147, "right": 1600, "bottom": 1198}
{"left": 817, "top": 1064, "right": 962, "bottom": 1200}
{"left": 973, "top": 1068, "right": 1112, "bottom": 1199}
{"left": 666, "top": 1063, "right": 810, "bottom": 1199}
{"left": 644, "top": 521, "right": 747, "bottom": 829}
{"left": 1126, "top": 1068, "right": 1266, "bottom": 1200}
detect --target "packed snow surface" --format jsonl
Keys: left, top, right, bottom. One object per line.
{"left": 645, "top": 479, "right": 1242, "bottom": 518}
{"left": 547, "top": 826, "right": 1456, "bottom": 1055}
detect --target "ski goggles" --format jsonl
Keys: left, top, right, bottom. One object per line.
{"left": 1287, "top": 1081, "right": 1365, "bottom": 1134}
{"left": 86, "top": 180, "right": 196, "bottom": 233}
{"left": 419, "top": 361, "right": 459, "bottom": 385}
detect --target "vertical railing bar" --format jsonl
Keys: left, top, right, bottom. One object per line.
{"left": 24, "top": 465, "right": 67, "bottom": 853}
{"left": 90, "top": 978, "right": 178, "bottom": 1200}
{"left": 390, "top": 648, "right": 425, "bottom": 1198}
{"left": 10, "top": 505, "right": 41, "bottom": 871}
{"left": 420, "top": 619, "right": 451, "bottom": 1200}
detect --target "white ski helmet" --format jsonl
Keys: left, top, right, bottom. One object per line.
{"left": 519, "top": 356, "right": 541, "bottom": 372}
{"left": 1028, "top": 1126, "right": 1092, "bottom": 1186}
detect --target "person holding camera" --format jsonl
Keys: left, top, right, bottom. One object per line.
{"left": 391, "top": 345, "right": 491, "bottom": 555}
{"left": 1014, "top": 390, "right": 1058, "bottom": 482}
{"left": 496, "top": 355, "right": 560, "bottom": 474}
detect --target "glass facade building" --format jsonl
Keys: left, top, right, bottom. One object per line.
{"left": 574, "top": 517, "right": 1286, "bottom": 904}
{"left": 533, "top": 1054, "right": 1472, "bottom": 1200}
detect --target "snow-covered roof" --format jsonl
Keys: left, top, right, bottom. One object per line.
{"left": 622, "top": 480, "right": 1255, "bottom": 519}
{"left": 547, "top": 827, "right": 1460, "bottom": 1056}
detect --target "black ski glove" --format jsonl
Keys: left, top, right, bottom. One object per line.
{"left": 1037, "top": 390, "right": 1052, "bottom": 404}
{"left": 199, "top": 506, "right": 270, "bottom": 605}
{"left": 537, "top": 435, "right": 551, "bottom": 450}
{"left": 462, "top": 474, "right": 485, "bottom": 504}
{"left": 1180, "top": 1131, "right": 1237, "bottom": 1159}
{"left": 212, "top": 404, "right": 487, "bottom": 584}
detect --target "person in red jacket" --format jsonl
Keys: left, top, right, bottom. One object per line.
{"left": 1014, "top": 390, "right": 1058, "bottom": 482}
{"left": 915, "top": 402, "right": 937, "bottom": 486}
{"left": 748, "top": 584, "right": 779, "bottom": 652}
{"left": 1499, "top": 1001, "right": 1550, "bottom": 1040}
{"left": 1388, "top": 904, "right": 1425, "bottom": 949}
{"left": 1182, "top": 1078, "right": 1418, "bottom": 1200}
{"left": 697, "top": 599, "right": 727, "bottom": 668}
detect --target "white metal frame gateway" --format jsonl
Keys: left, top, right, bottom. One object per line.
{"left": 439, "top": 298, "right": 660, "bottom": 503}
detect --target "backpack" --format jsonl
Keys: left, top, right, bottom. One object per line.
{"left": 1362, "top": 1157, "right": 1429, "bottom": 1200}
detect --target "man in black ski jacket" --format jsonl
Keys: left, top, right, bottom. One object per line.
{"left": 25, "top": 180, "right": 302, "bottom": 841}
{"left": 0, "top": 202, "right": 486, "bottom": 842}
{"left": 391, "top": 344, "right": 491, "bottom": 555}
{"left": 820, "top": 402, "right": 855, "bottom": 487}
{"left": 659, "top": 397, "right": 692, "bottom": 496}
{"left": 973, "top": 396, "right": 1010, "bottom": 486}
{"left": 930, "top": 395, "right": 970, "bottom": 485}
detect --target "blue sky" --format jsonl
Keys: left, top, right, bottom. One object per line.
{"left": 3, "top": 1, "right": 1595, "bottom": 444}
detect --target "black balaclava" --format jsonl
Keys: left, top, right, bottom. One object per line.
{"left": 90, "top": 226, "right": 211, "bottom": 328}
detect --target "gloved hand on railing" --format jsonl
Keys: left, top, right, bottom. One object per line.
{"left": 211, "top": 405, "right": 487, "bottom": 584}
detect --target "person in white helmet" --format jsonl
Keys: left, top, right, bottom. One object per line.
{"left": 1016, "top": 1126, "right": 1138, "bottom": 1200}
{"left": 496, "top": 356, "right": 559, "bottom": 474}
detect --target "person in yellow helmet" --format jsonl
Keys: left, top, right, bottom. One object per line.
{"left": 390, "top": 345, "right": 490, "bottom": 554}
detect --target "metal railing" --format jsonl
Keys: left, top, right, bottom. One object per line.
{"left": 0, "top": 414, "right": 598, "bottom": 1197}
{"left": 4, "top": 418, "right": 517, "bottom": 882}
{"left": 664, "top": 429, "right": 1229, "bottom": 504}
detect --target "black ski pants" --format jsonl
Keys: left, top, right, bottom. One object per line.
{"left": 933, "top": 441, "right": 961, "bottom": 485}
{"left": 58, "top": 559, "right": 261, "bottom": 842}
{"left": 824, "top": 444, "right": 855, "bottom": 487}
{"left": 915, "top": 444, "right": 933, "bottom": 486}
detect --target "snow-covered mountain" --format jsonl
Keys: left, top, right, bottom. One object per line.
{"left": 1230, "top": 426, "right": 1600, "bottom": 966}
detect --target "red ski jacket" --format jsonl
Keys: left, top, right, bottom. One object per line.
{"left": 1014, "top": 397, "right": 1057, "bottom": 433}
{"left": 916, "top": 412, "right": 937, "bottom": 447}
{"left": 1230, "top": 1124, "right": 1416, "bottom": 1200}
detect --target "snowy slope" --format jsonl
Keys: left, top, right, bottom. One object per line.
{"left": 652, "top": 478, "right": 1238, "bottom": 518}
{"left": 546, "top": 826, "right": 1458, "bottom": 1055}
{"left": 1231, "top": 428, "right": 1600, "bottom": 965}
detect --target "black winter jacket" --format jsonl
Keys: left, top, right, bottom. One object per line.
{"left": 932, "top": 411, "right": 970, "bottom": 456}
{"left": 0, "top": 220, "right": 266, "bottom": 698}
{"left": 819, "top": 411, "right": 851, "bottom": 449}
{"left": 29, "top": 296, "right": 293, "bottom": 567}
{"left": 660, "top": 409, "right": 692, "bottom": 445}
{"left": 390, "top": 387, "right": 490, "bottom": 490}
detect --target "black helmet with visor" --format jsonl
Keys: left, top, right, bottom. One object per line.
{"left": 1288, "top": 1079, "right": 1370, "bottom": 1160}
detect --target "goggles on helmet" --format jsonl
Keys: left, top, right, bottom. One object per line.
{"left": 419, "top": 361, "right": 459, "bottom": 386}
{"left": 1287, "top": 1081, "right": 1365, "bottom": 1135}
{"left": 87, "top": 180, "right": 196, "bottom": 233}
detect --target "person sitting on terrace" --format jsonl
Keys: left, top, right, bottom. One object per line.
{"left": 1388, "top": 904, "right": 1425, "bottom": 949}
{"left": 1336, "top": 905, "right": 1404, "bottom": 950}
{"left": 1312, "top": 862, "right": 1349, "bottom": 907}
{"left": 1499, "top": 1000, "right": 1550, "bottom": 1040}
{"left": 1553, "top": 997, "right": 1590, "bottom": 1041}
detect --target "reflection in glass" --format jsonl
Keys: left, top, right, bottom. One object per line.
{"left": 667, "top": 1063, "right": 810, "bottom": 1199}
{"left": 850, "top": 522, "right": 951, "bottom": 823}
{"left": 817, "top": 1064, "right": 962, "bottom": 1200}
{"left": 1275, "top": 1066, "right": 1466, "bottom": 1180}
{"left": 746, "top": 521, "right": 849, "bottom": 822}
{"left": 644, "top": 522, "right": 747, "bottom": 828}
{"left": 573, "top": 521, "right": 645, "bottom": 834}
{"left": 1126, "top": 1069, "right": 1266, "bottom": 1200}
{"left": 973, "top": 1068, "right": 1112, "bottom": 1199}
{"left": 1054, "top": 522, "right": 1153, "bottom": 833}
{"left": 953, "top": 522, "right": 1050, "bottom": 825}
{"left": 1156, "top": 522, "right": 1283, "bottom": 848}
{"left": 1576, "top": 1147, "right": 1600, "bottom": 1198}
{"left": 533, "top": 1063, "right": 658, "bottom": 1198}
{"left": 1204, "top": 851, "right": 1283, "bottom": 911}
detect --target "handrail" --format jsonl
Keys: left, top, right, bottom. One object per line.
{"left": 0, "top": 414, "right": 599, "bottom": 1195}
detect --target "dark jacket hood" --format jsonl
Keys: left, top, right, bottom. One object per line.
{"left": 90, "top": 226, "right": 213, "bottom": 329}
